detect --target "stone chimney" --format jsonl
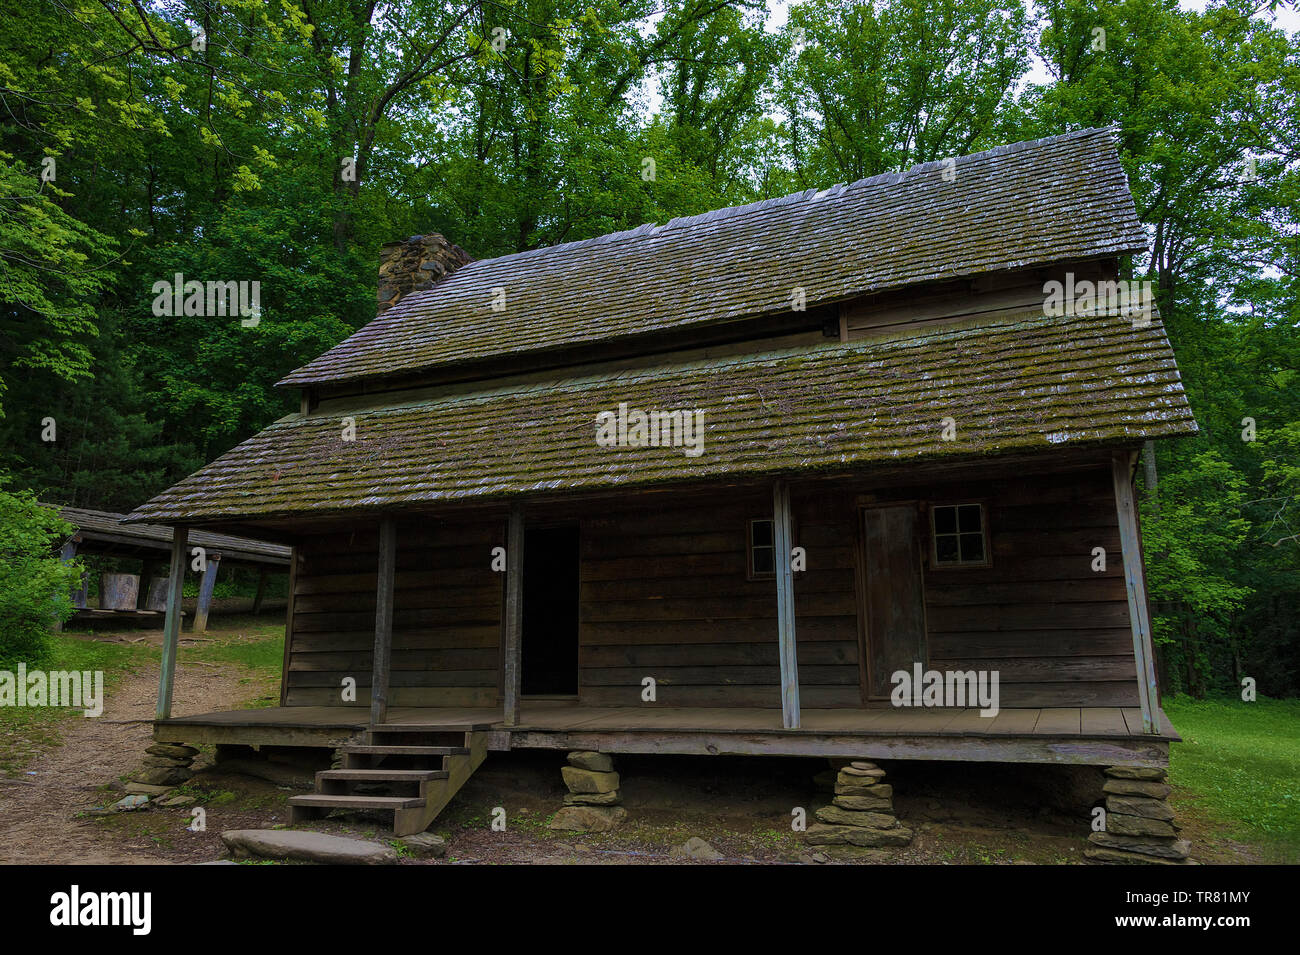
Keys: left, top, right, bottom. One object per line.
{"left": 376, "top": 233, "right": 472, "bottom": 314}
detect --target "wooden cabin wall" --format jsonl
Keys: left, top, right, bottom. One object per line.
{"left": 283, "top": 520, "right": 503, "bottom": 707}
{"left": 577, "top": 489, "right": 862, "bottom": 707}
{"left": 859, "top": 466, "right": 1138, "bottom": 707}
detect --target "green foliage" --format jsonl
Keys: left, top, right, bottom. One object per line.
{"left": 0, "top": 486, "right": 81, "bottom": 667}
{"left": 0, "top": 0, "right": 1295, "bottom": 700}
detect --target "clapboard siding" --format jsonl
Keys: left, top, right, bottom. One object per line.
{"left": 278, "top": 465, "right": 1137, "bottom": 712}
{"left": 578, "top": 490, "right": 861, "bottom": 707}
{"left": 285, "top": 520, "right": 503, "bottom": 707}
{"left": 916, "top": 468, "right": 1138, "bottom": 707}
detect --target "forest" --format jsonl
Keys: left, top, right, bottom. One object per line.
{"left": 1, "top": 0, "right": 1297, "bottom": 697}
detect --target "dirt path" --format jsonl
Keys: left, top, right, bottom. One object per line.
{"left": 0, "top": 660, "right": 253, "bottom": 865}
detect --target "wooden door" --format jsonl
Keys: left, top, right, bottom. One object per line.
{"left": 860, "top": 505, "right": 928, "bottom": 699}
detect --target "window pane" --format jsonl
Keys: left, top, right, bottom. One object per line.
{"left": 751, "top": 520, "right": 773, "bottom": 547}
{"left": 959, "top": 532, "right": 985, "bottom": 563}
{"left": 933, "top": 506, "right": 957, "bottom": 534}
{"left": 753, "top": 546, "right": 775, "bottom": 575}
{"left": 958, "top": 504, "right": 982, "bottom": 533}
{"left": 935, "top": 535, "right": 959, "bottom": 563}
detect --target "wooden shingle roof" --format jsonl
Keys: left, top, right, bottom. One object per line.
{"left": 56, "top": 506, "right": 290, "bottom": 561}
{"left": 279, "top": 128, "right": 1147, "bottom": 389}
{"left": 128, "top": 308, "right": 1196, "bottom": 524}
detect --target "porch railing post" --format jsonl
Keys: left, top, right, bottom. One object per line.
{"left": 502, "top": 504, "right": 525, "bottom": 726}
{"left": 370, "top": 517, "right": 397, "bottom": 727}
{"left": 193, "top": 552, "right": 221, "bottom": 632}
{"left": 156, "top": 526, "right": 189, "bottom": 721}
{"left": 1112, "top": 452, "right": 1159, "bottom": 734}
{"left": 773, "top": 480, "right": 801, "bottom": 729}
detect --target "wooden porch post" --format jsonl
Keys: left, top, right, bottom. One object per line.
{"left": 251, "top": 566, "right": 269, "bottom": 614}
{"left": 370, "top": 518, "right": 397, "bottom": 727}
{"left": 1112, "top": 452, "right": 1159, "bottom": 735}
{"left": 502, "top": 504, "right": 525, "bottom": 726}
{"left": 193, "top": 552, "right": 221, "bottom": 632}
{"left": 773, "top": 481, "right": 801, "bottom": 729}
{"left": 156, "top": 526, "right": 189, "bottom": 720}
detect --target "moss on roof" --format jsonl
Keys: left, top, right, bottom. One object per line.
{"left": 279, "top": 128, "right": 1148, "bottom": 389}
{"left": 128, "top": 308, "right": 1196, "bottom": 523}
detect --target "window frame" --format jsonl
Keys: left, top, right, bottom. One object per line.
{"left": 747, "top": 517, "right": 778, "bottom": 580}
{"left": 927, "top": 501, "right": 991, "bottom": 569}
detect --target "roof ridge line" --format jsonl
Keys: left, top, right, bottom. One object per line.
{"left": 457, "top": 128, "right": 1117, "bottom": 271}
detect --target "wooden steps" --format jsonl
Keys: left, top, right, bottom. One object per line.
{"left": 341, "top": 744, "right": 468, "bottom": 757}
{"left": 289, "top": 794, "right": 426, "bottom": 810}
{"left": 318, "top": 768, "right": 448, "bottom": 782}
{"left": 289, "top": 726, "right": 488, "bottom": 836}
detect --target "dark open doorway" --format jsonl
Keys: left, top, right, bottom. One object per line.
{"left": 521, "top": 525, "right": 580, "bottom": 696}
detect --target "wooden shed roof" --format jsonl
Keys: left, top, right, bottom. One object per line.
{"left": 127, "top": 308, "right": 1196, "bottom": 524}
{"left": 56, "top": 506, "right": 291, "bottom": 562}
{"left": 278, "top": 127, "right": 1147, "bottom": 389}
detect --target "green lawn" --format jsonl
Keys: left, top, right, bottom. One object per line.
{"left": 1164, "top": 696, "right": 1300, "bottom": 860}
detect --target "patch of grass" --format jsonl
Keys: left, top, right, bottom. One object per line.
{"left": 1164, "top": 696, "right": 1300, "bottom": 860}
{"left": 0, "top": 635, "right": 153, "bottom": 775}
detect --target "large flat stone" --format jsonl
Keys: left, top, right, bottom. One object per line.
{"left": 815, "top": 805, "right": 899, "bottom": 829}
{"left": 1104, "top": 766, "right": 1167, "bottom": 782}
{"left": 566, "top": 751, "right": 613, "bottom": 773}
{"left": 548, "top": 806, "right": 627, "bottom": 832}
{"left": 136, "top": 766, "right": 191, "bottom": 786}
{"left": 1105, "top": 812, "right": 1177, "bottom": 838}
{"left": 1088, "top": 832, "right": 1191, "bottom": 860}
{"left": 564, "top": 791, "right": 622, "bottom": 806}
{"left": 804, "top": 824, "right": 854, "bottom": 846}
{"left": 561, "top": 766, "right": 620, "bottom": 794}
{"left": 832, "top": 793, "right": 893, "bottom": 812}
{"left": 1105, "top": 795, "right": 1175, "bottom": 821}
{"left": 844, "top": 826, "right": 913, "bottom": 848}
{"left": 221, "top": 829, "right": 397, "bottom": 865}
{"left": 1085, "top": 846, "right": 1190, "bottom": 865}
{"left": 146, "top": 743, "right": 199, "bottom": 758}
{"left": 1102, "top": 778, "right": 1172, "bottom": 799}
{"left": 835, "top": 781, "right": 893, "bottom": 799}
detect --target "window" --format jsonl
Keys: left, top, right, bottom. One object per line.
{"left": 749, "top": 519, "right": 775, "bottom": 577}
{"left": 930, "top": 503, "right": 988, "bottom": 566}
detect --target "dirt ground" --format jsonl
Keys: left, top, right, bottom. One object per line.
{"left": 0, "top": 630, "right": 1260, "bottom": 865}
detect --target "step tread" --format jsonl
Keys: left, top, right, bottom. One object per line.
{"left": 288, "top": 793, "right": 425, "bottom": 809}
{"left": 345, "top": 745, "right": 470, "bottom": 756}
{"left": 319, "top": 769, "right": 449, "bottom": 782}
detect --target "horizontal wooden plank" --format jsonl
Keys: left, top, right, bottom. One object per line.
{"left": 577, "top": 684, "right": 860, "bottom": 707}
{"left": 580, "top": 617, "right": 856, "bottom": 645}
{"left": 925, "top": 602, "right": 1131, "bottom": 632}
{"left": 290, "top": 626, "right": 501, "bottom": 652}
{"left": 996, "top": 682, "right": 1138, "bottom": 707}
{"left": 580, "top": 591, "right": 856, "bottom": 623}
{"left": 285, "top": 686, "right": 497, "bottom": 707}
{"left": 578, "top": 665, "right": 858, "bottom": 687}
{"left": 580, "top": 641, "right": 858, "bottom": 668}
{"left": 924, "top": 578, "right": 1125, "bottom": 607}
{"left": 581, "top": 569, "right": 853, "bottom": 602}
{"left": 293, "top": 606, "right": 500, "bottom": 631}
{"left": 928, "top": 656, "right": 1137, "bottom": 683}
{"left": 927, "top": 629, "right": 1134, "bottom": 658}
{"left": 289, "top": 648, "right": 500, "bottom": 671}
{"left": 287, "top": 669, "right": 498, "bottom": 688}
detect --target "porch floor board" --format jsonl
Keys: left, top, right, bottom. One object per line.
{"left": 158, "top": 703, "right": 1179, "bottom": 740}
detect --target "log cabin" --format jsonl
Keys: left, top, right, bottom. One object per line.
{"left": 125, "top": 127, "right": 1197, "bottom": 838}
